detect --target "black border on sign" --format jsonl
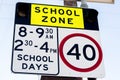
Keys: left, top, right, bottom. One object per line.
{"left": 59, "top": 33, "right": 103, "bottom": 72}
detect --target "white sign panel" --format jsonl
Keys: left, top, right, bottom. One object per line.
{"left": 58, "top": 29, "right": 104, "bottom": 78}
{"left": 12, "top": 24, "right": 59, "bottom": 75}
{"left": 11, "top": 2, "right": 105, "bottom": 78}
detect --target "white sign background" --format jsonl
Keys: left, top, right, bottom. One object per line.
{"left": 12, "top": 24, "right": 59, "bottom": 75}
{"left": 11, "top": 24, "right": 105, "bottom": 78}
{"left": 58, "top": 28, "right": 105, "bottom": 78}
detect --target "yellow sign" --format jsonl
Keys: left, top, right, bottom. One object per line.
{"left": 31, "top": 4, "right": 84, "bottom": 29}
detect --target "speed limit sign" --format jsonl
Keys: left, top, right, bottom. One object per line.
{"left": 11, "top": 2, "right": 105, "bottom": 78}
{"left": 59, "top": 33, "right": 102, "bottom": 72}
{"left": 58, "top": 28, "right": 105, "bottom": 78}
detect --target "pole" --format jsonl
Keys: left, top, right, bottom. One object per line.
{"left": 41, "top": 76, "right": 82, "bottom": 80}
{"left": 88, "top": 78, "right": 96, "bottom": 80}
{"left": 40, "top": 1, "right": 80, "bottom": 80}
{"left": 40, "top": 0, "right": 81, "bottom": 80}
{"left": 64, "top": 0, "right": 77, "bottom": 6}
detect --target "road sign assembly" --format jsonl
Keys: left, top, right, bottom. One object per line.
{"left": 11, "top": 2, "right": 105, "bottom": 78}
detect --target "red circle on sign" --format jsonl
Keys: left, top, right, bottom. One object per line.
{"left": 59, "top": 33, "right": 103, "bottom": 72}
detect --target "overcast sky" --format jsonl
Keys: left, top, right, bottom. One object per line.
{"left": 0, "top": 0, "right": 120, "bottom": 80}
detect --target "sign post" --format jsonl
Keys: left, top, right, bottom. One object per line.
{"left": 41, "top": 0, "right": 82, "bottom": 80}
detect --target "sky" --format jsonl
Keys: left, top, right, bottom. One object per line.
{"left": 0, "top": 0, "right": 120, "bottom": 80}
